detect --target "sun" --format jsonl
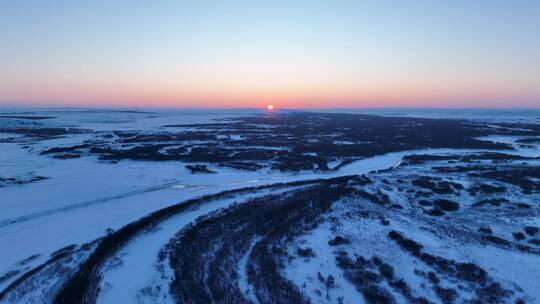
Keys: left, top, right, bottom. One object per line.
{"left": 266, "top": 104, "right": 275, "bottom": 110}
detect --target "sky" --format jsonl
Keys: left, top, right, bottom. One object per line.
{"left": 0, "top": 0, "right": 539, "bottom": 108}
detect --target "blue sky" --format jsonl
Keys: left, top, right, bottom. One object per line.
{"left": 1, "top": 0, "right": 539, "bottom": 107}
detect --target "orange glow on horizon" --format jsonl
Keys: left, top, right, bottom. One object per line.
{"left": 2, "top": 86, "right": 540, "bottom": 108}
{"left": 267, "top": 104, "right": 275, "bottom": 110}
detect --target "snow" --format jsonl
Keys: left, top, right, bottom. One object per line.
{"left": 1, "top": 109, "right": 539, "bottom": 301}
{"left": 1, "top": 108, "right": 262, "bottom": 132}
{"left": 284, "top": 222, "right": 363, "bottom": 304}
{"left": 333, "top": 140, "right": 355, "bottom": 145}
{"left": 96, "top": 188, "right": 292, "bottom": 304}
{"left": 1, "top": 136, "right": 532, "bottom": 287}
{"left": 237, "top": 237, "right": 260, "bottom": 304}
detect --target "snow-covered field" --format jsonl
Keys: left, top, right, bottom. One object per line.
{"left": 1, "top": 108, "right": 539, "bottom": 304}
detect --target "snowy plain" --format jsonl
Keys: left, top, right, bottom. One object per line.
{"left": 1, "top": 108, "right": 540, "bottom": 303}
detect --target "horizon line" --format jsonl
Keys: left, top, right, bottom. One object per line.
{"left": 2, "top": 105, "right": 540, "bottom": 111}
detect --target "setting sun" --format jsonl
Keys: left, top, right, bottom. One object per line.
{"left": 267, "top": 104, "right": 275, "bottom": 110}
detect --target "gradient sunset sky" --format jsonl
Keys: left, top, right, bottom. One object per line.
{"left": 1, "top": 0, "right": 539, "bottom": 108}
